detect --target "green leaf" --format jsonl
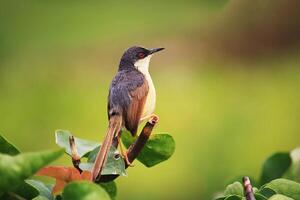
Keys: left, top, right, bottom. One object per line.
{"left": 55, "top": 130, "right": 100, "bottom": 158}
{"left": 260, "top": 152, "right": 292, "bottom": 185}
{"left": 6, "top": 181, "right": 39, "bottom": 199}
{"left": 62, "top": 181, "right": 111, "bottom": 200}
{"left": 57, "top": 129, "right": 175, "bottom": 173}
{"left": 0, "top": 135, "right": 20, "bottom": 155}
{"left": 121, "top": 131, "right": 135, "bottom": 148}
{"left": 254, "top": 193, "right": 268, "bottom": 200}
{"left": 55, "top": 195, "right": 63, "bottom": 200}
{"left": 224, "top": 195, "right": 244, "bottom": 200}
{"left": 0, "top": 181, "right": 39, "bottom": 199}
{"left": 0, "top": 135, "right": 39, "bottom": 199}
{"left": 259, "top": 187, "right": 276, "bottom": 198}
{"left": 79, "top": 146, "right": 126, "bottom": 176}
{"left": 26, "top": 180, "right": 54, "bottom": 200}
{"left": 33, "top": 196, "right": 50, "bottom": 200}
{"left": 290, "top": 148, "right": 300, "bottom": 182}
{"left": 268, "top": 194, "right": 294, "bottom": 200}
{"left": 122, "top": 131, "right": 175, "bottom": 167}
{"left": 263, "top": 178, "right": 300, "bottom": 199}
{"left": 0, "top": 149, "right": 64, "bottom": 194}
{"left": 224, "top": 182, "right": 244, "bottom": 196}
{"left": 99, "top": 181, "right": 117, "bottom": 200}
{"left": 253, "top": 187, "right": 259, "bottom": 193}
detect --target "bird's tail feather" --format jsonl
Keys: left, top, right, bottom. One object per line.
{"left": 91, "top": 115, "right": 122, "bottom": 181}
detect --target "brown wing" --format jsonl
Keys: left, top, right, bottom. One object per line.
{"left": 124, "top": 80, "right": 149, "bottom": 136}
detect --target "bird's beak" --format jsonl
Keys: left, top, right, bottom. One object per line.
{"left": 149, "top": 47, "right": 165, "bottom": 55}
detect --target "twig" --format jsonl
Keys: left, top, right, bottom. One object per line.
{"left": 243, "top": 176, "right": 256, "bottom": 200}
{"left": 97, "top": 116, "right": 158, "bottom": 183}
{"left": 126, "top": 116, "right": 158, "bottom": 165}
{"left": 69, "top": 136, "right": 82, "bottom": 173}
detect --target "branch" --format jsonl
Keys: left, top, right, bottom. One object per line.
{"left": 97, "top": 116, "right": 158, "bottom": 183}
{"left": 126, "top": 116, "right": 158, "bottom": 165}
{"left": 243, "top": 176, "right": 256, "bottom": 200}
{"left": 69, "top": 136, "right": 82, "bottom": 173}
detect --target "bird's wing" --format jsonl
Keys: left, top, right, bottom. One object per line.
{"left": 125, "top": 79, "right": 148, "bottom": 135}
{"left": 108, "top": 69, "right": 149, "bottom": 136}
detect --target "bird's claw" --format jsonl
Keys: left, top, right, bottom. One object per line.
{"left": 149, "top": 114, "right": 159, "bottom": 124}
{"left": 123, "top": 151, "right": 134, "bottom": 167}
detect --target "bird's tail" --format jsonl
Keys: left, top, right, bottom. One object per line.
{"left": 91, "top": 115, "right": 122, "bottom": 181}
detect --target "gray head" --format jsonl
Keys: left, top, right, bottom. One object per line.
{"left": 119, "top": 46, "right": 164, "bottom": 72}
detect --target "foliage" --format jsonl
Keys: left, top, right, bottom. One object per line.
{"left": 260, "top": 153, "right": 291, "bottom": 185}
{"left": 0, "top": 129, "right": 175, "bottom": 199}
{"left": 55, "top": 130, "right": 99, "bottom": 158}
{"left": 215, "top": 148, "right": 300, "bottom": 200}
{"left": 0, "top": 135, "right": 63, "bottom": 199}
{"left": 37, "top": 167, "right": 92, "bottom": 195}
{"left": 122, "top": 131, "right": 175, "bottom": 167}
{"left": 55, "top": 130, "right": 127, "bottom": 176}
{"left": 62, "top": 181, "right": 111, "bottom": 200}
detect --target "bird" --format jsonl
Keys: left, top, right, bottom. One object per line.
{"left": 91, "top": 46, "right": 164, "bottom": 181}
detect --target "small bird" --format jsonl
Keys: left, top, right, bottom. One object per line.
{"left": 91, "top": 46, "right": 164, "bottom": 181}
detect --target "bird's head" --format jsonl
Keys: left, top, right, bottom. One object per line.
{"left": 119, "top": 46, "right": 164, "bottom": 73}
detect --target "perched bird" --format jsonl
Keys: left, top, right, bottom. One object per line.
{"left": 91, "top": 46, "right": 164, "bottom": 181}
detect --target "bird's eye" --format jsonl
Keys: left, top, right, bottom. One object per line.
{"left": 138, "top": 52, "right": 145, "bottom": 59}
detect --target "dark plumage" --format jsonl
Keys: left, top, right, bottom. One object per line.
{"left": 118, "top": 46, "right": 151, "bottom": 70}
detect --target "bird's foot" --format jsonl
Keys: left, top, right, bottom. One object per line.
{"left": 149, "top": 114, "right": 159, "bottom": 124}
{"left": 140, "top": 114, "right": 159, "bottom": 123}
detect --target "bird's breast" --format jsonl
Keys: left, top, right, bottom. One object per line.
{"left": 142, "top": 73, "right": 156, "bottom": 119}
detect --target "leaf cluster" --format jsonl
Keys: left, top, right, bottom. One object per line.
{"left": 0, "top": 129, "right": 175, "bottom": 200}
{"left": 215, "top": 149, "right": 300, "bottom": 200}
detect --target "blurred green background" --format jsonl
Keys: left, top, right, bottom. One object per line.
{"left": 1, "top": 0, "right": 300, "bottom": 199}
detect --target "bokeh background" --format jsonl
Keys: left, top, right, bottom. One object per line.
{"left": 1, "top": 0, "right": 300, "bottom": 199}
